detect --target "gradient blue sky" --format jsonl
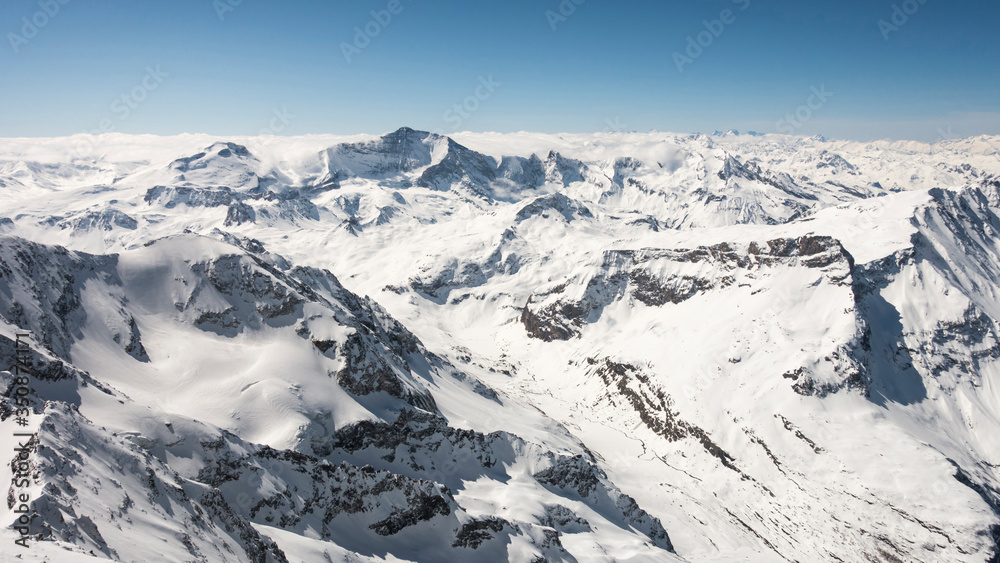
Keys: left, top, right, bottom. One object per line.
{"left": 2, "top": 0, "right": 998, "bottom": 141}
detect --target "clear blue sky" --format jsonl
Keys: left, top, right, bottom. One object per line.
{"left": 2, "top": 0, "right": 998, "bottom": 141}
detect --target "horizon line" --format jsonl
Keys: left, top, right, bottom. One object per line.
{"left": 2, "top": 128, "right": 999, "bottom": 146}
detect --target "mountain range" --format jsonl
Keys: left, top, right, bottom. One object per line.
{"left": 1, "top": 127, "right": 1000, "bottom": 562}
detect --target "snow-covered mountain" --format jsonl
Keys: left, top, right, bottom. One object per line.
{"left": 1, "top": 128, "right": 1000, "bottom": 562}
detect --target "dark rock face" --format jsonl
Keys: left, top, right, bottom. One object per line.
{"left": 7, "top": 384, "right": 493, "bottom": 561}
{"left": 178, "top": 404, "right": 656, "bottom": 560}
{"left": 717, "top": 154, "right": 793, "bottom": 189}
{"left": 365, "top": 127, "right": 435, "bottom": 172}
{"left": 453, "top": 517, "right": 511, "bottom": 548}
{"left": 786, "top": 366, "right": 866, "bottom": 398}
{"left": 407, "top": 234, "right": 521, "bottom": 303}
{"left": 169, "top": 151, "right": 208, "bottom": 171}
{"left": 815, "top": 150, "right": 859, "bottom": 175}
{"left": 988, "top": 525, "right": 1000, "bottom": 563}
{"left": 213, "top": 142, "right": 254, "bottom": 159}
{"left": 521, "top": 297, "right": 587, "bottom": 342}
{"left": 199, "top": 489, "right": 291, "bottom": 563}
{"left": 61, "top": 209, "right": 138, "bottom": 231}
{"left": 532, "top": 449, "right": 674, "bottom": 552}
{"left": 15, "top": 402, "right": 290, "bottom": 563}
{"left": 334, "top": 331, "right": 437, "bottom": 410}
{"left": 187, "top": 255, "right": 305, "bottom": 335}
{"left": 544, "top": 151, "right": 587, "bottom": 186}
{"left": 224, "top": 202, "right": 256, "bottom": 226}
{"left": 626, "top": 215, "right": 664, "bottom": 231}
{"left": 498, "top": 154, "right": 545, "bottom": 189}
{"left": 515, "top": 193, "right": 593, "bottom": 223}
{"left": 629, "top": 269, "right": 716, "bottom": 307}
{"left": 144, "top": 185, "right": 236, "bottom": 208}
{"left": 0, "top": 236, "right": 147, "bottom": 361}
{"left": 0, "top": 334, "right": 123, "bottom": 432}
{"left": 539, "top": 504, "right": 592, "bottom": 533}
{"left": 369, "top": 492, "right": 452, "bottom": 536}
{"left": 748, "top": 235, "right": 854, "bottom": 272}
{"left": 714, "top": 153, "right": 840, "bottom": 215}
{"left": 776, "top": 415, "right": 824, "bottom": 454}
{"left": 612, "top": 157, "right": 643, "bottom": 188}
{"left": 261, "top": 191, "right": 322, "bottom": 221}
{"left": 410, "top": 260, "right": 487, "bottom": 301}
{"left": 325, "top": 127, "right": 437, "bottom": 178}
{"left": 535, "top": 454, "right": 602, "bottom": 498}
{"left": 522, "top": 236, "right": 854, "bottom": 341}
{"left": 320, "top": 126, "right": 519, "bottom": 200}
{"left": 589, "top": 358, "right": 740, "bottom": 472}
{"left": 316, "top": 407, "right": 671, "bottom": 553}
{"left": 926, "top": 305, "right": 1000, "bottom": 378}
{"left": 146, "top": 183, "right": 318, "bottom": 226}
{"left": 368, "top": 205, "right": 398, "bottom": 227}
{"left": 418, "top": 139, "right": 498, "bottom": 197}
{"left": 226, "top": 451, "right": 459, "bottom": 543}
{"left": 323, "top": 409, "right": 512, "bottom": 485}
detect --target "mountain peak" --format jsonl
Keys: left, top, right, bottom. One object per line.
{"left": 381, "top": 126, "right": 443, "bottom": 145}
{"left": 206, "top": 141, "right": 253, "bottom": 158}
